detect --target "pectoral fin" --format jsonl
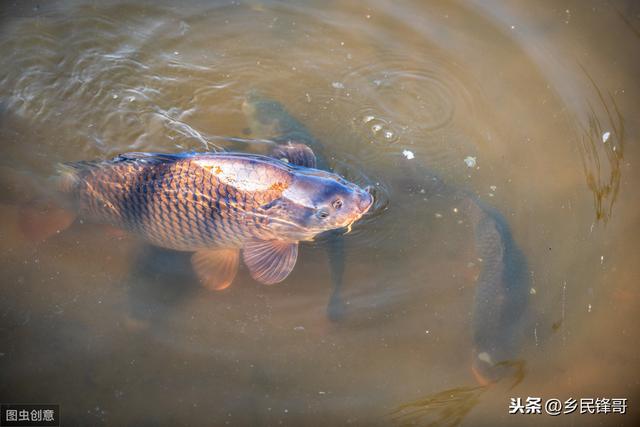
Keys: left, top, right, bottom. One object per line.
{"left": 191, "top": 248, "right": 239, "bottom": 291}
{"left": 269, "top": 142, "right": 317, "bottom": 168}
{"left": 242, "top": 240, "right": 299, "bottom": 285}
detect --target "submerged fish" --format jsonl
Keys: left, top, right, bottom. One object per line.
{"left": 241, "top": 93, "right": 352, "bottom": 321}
{"left": 242, "top": 95, "right": 531, "bottom": 384}
{"left": 466, "top": 198, "right": 529, "bottom": 385}
{"left": 52, "top": 151, "right": 373, "bottom": 289}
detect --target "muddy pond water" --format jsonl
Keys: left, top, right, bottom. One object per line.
{"left": 0, "top": 1, "right": 638, "bottom": 426}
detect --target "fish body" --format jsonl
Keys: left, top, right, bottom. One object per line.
{"left": 468, "top": 199, "right": 529, "bottom": 384}
{"left": 57, "top": 151, "right": 373, "bottom": 288}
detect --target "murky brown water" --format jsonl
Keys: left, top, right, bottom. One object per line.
{"left": 1, "top": 1, "right": 638, "bottom": 426}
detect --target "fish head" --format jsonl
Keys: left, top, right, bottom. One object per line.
{"left": 263, "top": 168, "right": 373, "bottom": 240}
{"left": 242, "top": 92, "right": 288, "bottom": 139}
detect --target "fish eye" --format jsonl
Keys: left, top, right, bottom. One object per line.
{"left": 317, "top": 210, "right": 330, "bottom": 219}
{"left": 332, "top": 199, "right": 343, "bottom": 209}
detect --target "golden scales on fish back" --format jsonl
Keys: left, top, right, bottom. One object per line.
{"left": 55, "top": 151, "right": 373, "bottom": 290}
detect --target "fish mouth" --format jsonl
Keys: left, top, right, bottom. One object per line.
{"left": 341, "top": 190, "right": 374, "bottom": 231}
{"left": 358, "top": 187, "right": 375, "bottom": 214}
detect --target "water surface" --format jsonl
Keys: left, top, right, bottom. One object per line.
{"left": 0, "top": 1, "right": 638, "bottom": 425}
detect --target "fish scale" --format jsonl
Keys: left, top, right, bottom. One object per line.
{"left": 61, "top": 153, "right": 287, "bottom": 251}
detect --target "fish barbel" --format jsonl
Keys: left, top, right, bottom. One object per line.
{"left": 56, "top": 151, "right": 373, "bottom": 289}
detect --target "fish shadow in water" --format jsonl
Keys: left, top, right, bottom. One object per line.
{"left": 125, "top": 245, "right": 199, "bottom": 330}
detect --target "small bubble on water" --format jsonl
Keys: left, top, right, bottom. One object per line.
{"left": 464, "top": 156, "right": 477, "bottom": 168}
{"left": 363, "top": 115, "right": 375, "bottom": 123}
{"left": 602, "top": 131, "right": 611, "bottom": 143}
{"left": 384, "top": 130, "right": 395, "bottom": 140}
{"left": 402, "top": 149, "right": 414, "bottom": 160}
{"left": 331, "top": 81, "right": 345, "bottom": 89}
{"left": 371, "top": 123, "right": 383, "bottom": 134}
{"left": 489, "top": 185, "right": 497, "bottom": 192}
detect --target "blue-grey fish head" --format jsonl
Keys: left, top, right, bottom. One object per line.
{"left": 241, "top": 92, "right": 289, "bottom": 138}
{"left": 264, "top": 168, "right": 373, "bottom": 241}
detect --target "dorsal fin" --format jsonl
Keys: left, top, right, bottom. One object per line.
{"left": 268, "top": 142, "right": 317, "bottom": 168}
{"left": 114, "top": 152, "right": 198, "bottom": 164}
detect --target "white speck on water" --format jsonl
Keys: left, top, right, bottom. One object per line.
{"left": 453, "top": 207, "right": 458, "bottom": 213}
{"left": 284, "top": 409, "right": 289, "bottom": 414}
{"left": 384, "top": 130, "right": 395, "bottom": 140}
{"left": 365, "top": 14, "right": 371, "bottom": 19}
{"left": 318, "top": 391, "right": 326, "bottom": 395}
{"left": 293, "top": 326, "right": 305, "bottom": 331}
{"left": 602, "top": 131, "right": 611, "bottom": 143}
{"left": 371, "top": 123, "right": 383, "bottom": 134}
{"left": 331, "top": 81, "right": 345, "bottom": 89}
{"left": 464, "top": 156, "right": 477, "bottom": 168}
{"left": 588, "top": 303, "right": 592, "bottom": 313}
{"left": 305, "top": 92, "right": 312, "bottom": 103}
{"left": 530, "top": 287, "right": 537, "bottom": 295}
{"left": 510, "top": 25, "right": 516, "bottom": 30}
{"left": 363, "top": 115, "right": 375, "bottom": 123}
{"left": 173, "top": 51, "right": 179, "bottom": 55}
{"left": 478, "top": 352, "right": 493, "bottom": 364}
{"left": 600, "top": 255, "right": 604, "bottom": 264}
{"left": 425, "top": 330, "right": 430, "bottom": 334}
{"left": 435, "top": 213, "right": 443, "bottom": 218}
{"left": 489, "top": 185, "right": 497, "bottom": 192}
{"left": 402, "top": 150, "right": 415, "bottom": 160}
